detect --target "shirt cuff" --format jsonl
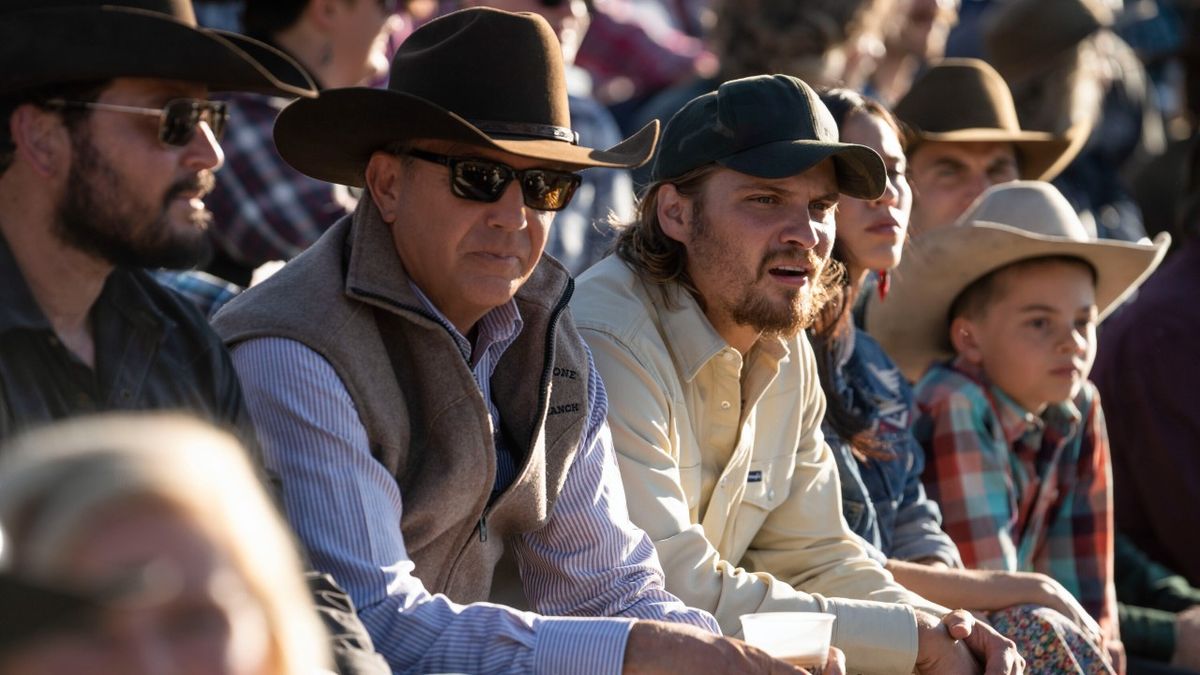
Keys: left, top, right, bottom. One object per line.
{"left": 822, "top": 596, "right": 919, "bottom": 675}
{"left": 533, "top": 616, "right": 635, "bottom": 675}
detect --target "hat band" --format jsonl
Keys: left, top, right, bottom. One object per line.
{"left": 471, "top": 119, "right": 579, "bottom": 145}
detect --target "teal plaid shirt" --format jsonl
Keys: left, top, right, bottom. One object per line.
{"left": 913, "top": 357, "right": 1118, "bottom": 635}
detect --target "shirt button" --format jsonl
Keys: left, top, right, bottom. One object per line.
{"left": 720, "top": 400, "right": 732, "bottom": 410}
{"left": 722, "top": 351, "right": 734, "bottom": 361}
{"left": 719, "top": 478, "right": 728, "bottom": 488}
{"left": 767, "top": 489, "right": 776, "bottom": 501}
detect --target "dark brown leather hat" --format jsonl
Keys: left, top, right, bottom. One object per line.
{"left": 0, "top": 0, "right": 316, "bottom": 98}
{"left": 273, "top": 7, "right": 660, "bottom": 188}
{"left": 894, "top": 58, "right": 1079, "bottom": 181}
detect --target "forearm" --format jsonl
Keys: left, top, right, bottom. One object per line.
{"left": 885, "top": 559, "right": 1043, "bottom": 612}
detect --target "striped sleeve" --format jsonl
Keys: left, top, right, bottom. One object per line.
{"left": 230, "top": 337, "right": 637, "bottom": 674}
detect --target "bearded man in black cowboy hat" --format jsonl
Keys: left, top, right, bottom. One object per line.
{"left": 0, "top": 2, "right": 389, "bottom": 673}
{"left": 214, "top": 7, "right": 825, "bottom": 674}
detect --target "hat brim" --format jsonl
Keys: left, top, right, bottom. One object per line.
{"left": 866, "top": 224, "right": 1170, "bottom": 381}
{"left": 274, "top": 88, "right": 659, "bottom": 187}
{"left": 0, "top": 7, "right": 316, "bottom": 98}
{"left": 719, "top": 140, "right": 887, "bottom": 200}
{"left": 911, "top": 128, "right": 1079, "bottom": 181}
{"left": 0, "top": 575, "right": 101, "bottom": 649}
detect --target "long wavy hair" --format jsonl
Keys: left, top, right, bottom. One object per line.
{"left": 613, "top": 163, "right": 721, "bottom": 308}
{"left": 811, "top": 88, "right": 908, "bottom": 461}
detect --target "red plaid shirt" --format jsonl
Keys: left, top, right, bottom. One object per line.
{"left": 913, "top": 358, "right": 1118, "bottom": 636}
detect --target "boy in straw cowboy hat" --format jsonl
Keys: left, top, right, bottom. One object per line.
{"left": 894, "top": 59, "right": 1082, "bottom": 237}
{"left": 867, "top": 180, "right": 1171, "bottom": 669}
{"left": 215, "top": 8, "right": 820, "bottom": 674}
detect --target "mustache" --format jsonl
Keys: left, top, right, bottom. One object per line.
{"left": 164, "top": 171, "right": 216, "bottom": 202}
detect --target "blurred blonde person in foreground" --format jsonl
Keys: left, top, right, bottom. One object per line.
{"left": 0, "top": 413, "right": 331, "bottom": 675}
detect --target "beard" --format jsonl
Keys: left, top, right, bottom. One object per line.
{"left": 689, "top": 204, "right": 839, "bottom": 339}
{"left": 54, "top": 131, "right": 214, "bottom": 270}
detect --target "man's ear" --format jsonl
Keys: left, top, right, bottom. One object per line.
{"left": 365, "top": 151, "right": 404, "bottom": 224}
{"left": 305, "top": 0, "right": 341, "bottom": 31}
{"left": 949, "top": 316, "right": 984, "bottom": 364}
{"left": 656, "top": 183, "right": 692, "bottom": 245}
{"left": 9, "top": 103, "right": 69, "bottom": 179}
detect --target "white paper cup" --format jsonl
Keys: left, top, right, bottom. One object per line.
{"left": 740, "top": 612, "right": 836, "bottom": 667}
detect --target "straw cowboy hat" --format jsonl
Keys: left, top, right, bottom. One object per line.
{"left": 893, "top": 59, "right": 1080, "bottom": 181}
{"left": 274, "top": 7, "right": 660, "bottom": 188}
{"left": 0, "top": 0, "right": 316, "bottom": 98}
{"left": 867, "top": 181, "right": 1170, "bottom": 381}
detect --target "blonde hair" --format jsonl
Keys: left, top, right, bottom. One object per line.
{"left": 0, "top": 413, "right": 331, "bottom": 674}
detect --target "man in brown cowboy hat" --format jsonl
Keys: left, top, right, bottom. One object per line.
{"left": 0, "top": 2, "right": 392, "bottom": 673}
{"left": 214, "top": 8, "right": 818, "bottom": 674}
{"left": 895, "top": 58, "right": 1080, "bottom": 236}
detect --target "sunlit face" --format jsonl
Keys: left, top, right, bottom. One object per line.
{"left": 892, "top": 0, "right": 959, "bottom": 59}
{"left": 955, "top": 260, "right": 1098, "bottom": 414}
{"left": 834, "top": 110, "right": 911, "bottom": 277}
{"left": 908, "top": 140, "right": 1018, "bottom": 235}
{"left": 675, "top": 162, "right": 838, "bottom": 348}
{"left": 56, "top": 78, "right": 223, "bottom": 269}
{"left": 0, "top": 503, "right": 271, "bottom": 675}
{"left": 381, "top": 141, "right": 556, "bottom": 333}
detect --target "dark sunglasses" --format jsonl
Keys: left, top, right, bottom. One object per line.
{"left": 44, "top": 98, "right": 229, "bottom": 147}
{"left": 407, "top": 148, "right": 582, "bottom": 212}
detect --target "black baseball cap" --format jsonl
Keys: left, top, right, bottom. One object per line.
{"left": 650, "top": 74, "right": 886, "bottom": 199}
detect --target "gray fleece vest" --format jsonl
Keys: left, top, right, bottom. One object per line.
{"left": 214, "top": 201, "right": 591, "bottom": 603}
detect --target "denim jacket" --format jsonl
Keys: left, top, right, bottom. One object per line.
{"left": 822, "top": 327, "right": 963, "bottom": 568}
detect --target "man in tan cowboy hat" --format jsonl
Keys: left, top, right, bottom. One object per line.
{"left": 573, "top": 73, "right": 1023, "bottom": 675}
{"left": 895, "top": 58, "right": 1081, "bottom": 236}
{"left": 214, "top": 8, "right": 817, "bottom": 674}
{"left": 868, "top": 181, "right": 1171, "bottom": 669}
{"left": 0, "top": 3, "right": 395, "bottom": 674}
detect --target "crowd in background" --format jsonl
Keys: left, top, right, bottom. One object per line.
{"left": 5, "top": 0, "right": 1200, "bottom": 673}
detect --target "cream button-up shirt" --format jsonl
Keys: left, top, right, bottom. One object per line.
{"left": 574, "top": 257, "right": 947, "bottom": 674}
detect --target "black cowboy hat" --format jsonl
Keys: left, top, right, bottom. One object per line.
{"left": 274, "top": 7, "right": 659, "bottom": 187}
{"left": 0, "top": 0, "right": 316, "bottom": 98}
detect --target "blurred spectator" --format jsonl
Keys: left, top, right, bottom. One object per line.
{"left": 575, "top": 0, "right": 715, "bottom": 116}
{"left": 202, "top": 0, "right": 397, "bottom": 286}
{"left": 1093, "top": 134, "right": 1200, "bottom": 592}
{"left": 985, "top": 0, "right": 1163, "bottom": 242}
{"left": 893, "top": 58, "right": 1079, "bottom": 236}
{"left": 631, "top": 0, "right": 895, "bottom": 186}
{"left": 0, "top": 413, "right": 332, "bottom": 674}
{"left": 868, "top": 0, "right": 960, "bottom": 104}
{"left": 459, "top": 0, "right": 636, "bottom": 274}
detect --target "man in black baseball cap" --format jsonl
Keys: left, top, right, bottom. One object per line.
{"left": 571, "top": 74, "right": 1024, "bottom": 675}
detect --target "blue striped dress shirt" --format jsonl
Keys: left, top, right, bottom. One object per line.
{"left": 230, "top": 294, "right": 719, "bottom": 674}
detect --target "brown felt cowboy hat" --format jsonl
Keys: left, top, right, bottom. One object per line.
{"left": 866, "top": 181, "right": 1170, "bottom": 381}
{"left": 0, "top": 0, "right": 316, "bottom": 98}
{"left": 273, "top": 7, "right": 660, "bottom": 188}
{"left": 893, "top": 58, "right": 1079, "bottom": 181}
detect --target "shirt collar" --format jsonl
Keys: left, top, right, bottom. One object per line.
{"left": 0, "top": 232, "right": 52, "bottom": 333}
{"left": 655, "top": 282, "right": 790, "bottom": 381}
{"left": 408, "top": 280, "right": 522, "bottom": 364}
{"left": 951, "top": 356, "right": 1083, "bottom": 444}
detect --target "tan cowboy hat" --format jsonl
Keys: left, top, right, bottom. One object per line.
{"left": 0, "top": 0, "right": 316, "bottom": 98}
{"left": 274, "top": 7, "right": 659, "bottom": 188}
{"left": 893, "top": 58, "right": 1079, "bottom": 181}
{"left": 866, "top": 181, "right": 1170, "bottom": 381}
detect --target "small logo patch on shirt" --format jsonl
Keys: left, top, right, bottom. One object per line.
{"left": 747, "top": 470, "right": 763, "bottom": 483}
